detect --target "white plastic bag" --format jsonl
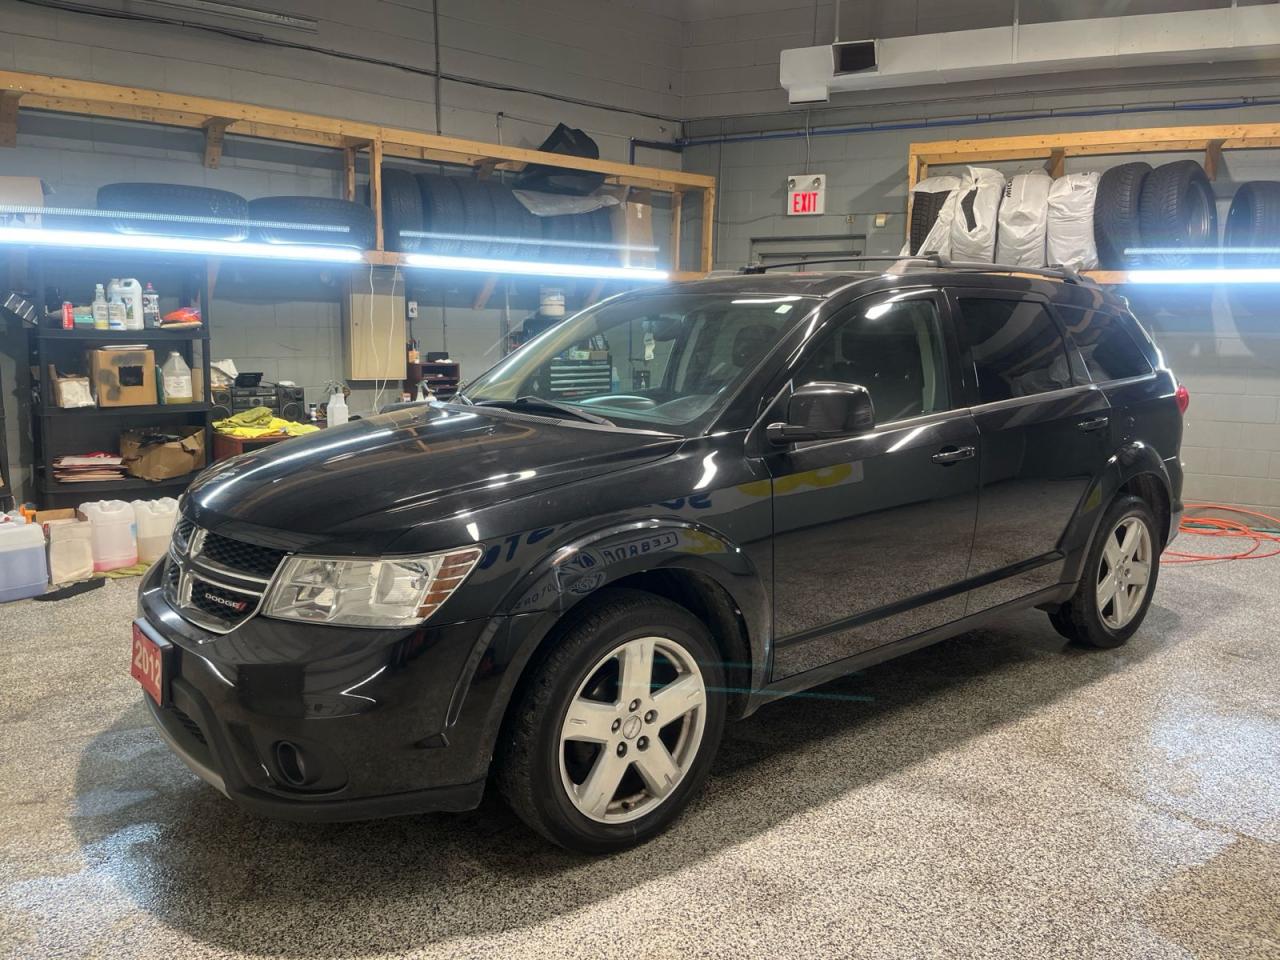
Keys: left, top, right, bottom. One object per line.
{"left": 1046, "top": 172, "right": 1100, "bottom": 270}
{"left": 950, "top": 167, "right": 1006, "bottom": 262}
{"left": 900, "top": 176, "right": 960, "bottom": 257}
{"left": 996, "top": 172, "right": 1051, "bottom": 267}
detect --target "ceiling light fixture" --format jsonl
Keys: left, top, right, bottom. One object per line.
{"left": 0, "top": 226, "right": 363, "bottom": 263}
{"left": 403, "top": 252, "right": 669, "bottom": 282}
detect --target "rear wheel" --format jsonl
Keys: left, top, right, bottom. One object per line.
{"left": 1049, "top": 495, "right": 1160, "bottom": 649}
{"left": 497, "top": 590, "right": 725, "bottom": 853}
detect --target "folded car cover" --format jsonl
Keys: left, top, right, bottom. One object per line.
{"left": 1047, "top": 172, "right": 1101, "bottom": 270}
{"left": 995, "top": 172, "right": 1051, "bottom": 267}
{"left": 900, "top": 177, "right": 961, "bottom": 258}
{"left": 950, "top": 167, "right": 1006, "bottom": 262}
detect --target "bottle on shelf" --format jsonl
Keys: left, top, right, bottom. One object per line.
{"left": 107, "top": 282, "right": 127, "bottom": 331}
{"left": 142, "top": 282, "right": 161, "bottom": 328}
{"left": 92, "top": 284, "right": 109, "bottom": 330}
{"left": 161, "top": 351, "right": 193, "bottom": 405}
{"left": 327, "top": 388, "right": 348, "bottom": 427}
{"left": 118, "top": 279, "right": 144, "bottom": 331}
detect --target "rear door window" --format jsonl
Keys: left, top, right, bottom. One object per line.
{"left": 954, "top": 296, "right": 1073, "bottom": 403}
{"left": 1054, "top": 304, "right": 1154, "bottom": 382}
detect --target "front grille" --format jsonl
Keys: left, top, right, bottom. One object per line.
{"left": 187, "top": 578, "right": 259, "bottom": 624}
{"left": 167, "top": 705, "right": 207, "bottom": 746}
{"left": 199, "top": 531, "right": 287, "bottom": 580}
{"left": 165, "top": 517, "right": 288, "bottom": 635}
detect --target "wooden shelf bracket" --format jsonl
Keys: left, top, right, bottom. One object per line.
{"left": 202, "top": 117, "right": 232, "bottom": 169}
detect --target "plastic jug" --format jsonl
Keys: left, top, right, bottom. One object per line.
{"left": 132, "top": 498, "right": 178, "bottom": 563}
{"left": 79, "top": 500, "right": 138, "bottom": 571}
{"left": 327, "top": 389, "right": 348, "bottom": 426}
{"left": 0, "top": 523, "right": 47, "bottom": 602}
{"left": 117, "top": 279, "right": 145, "bottom": 331}
{"left": 161, "top": 351, "right": 194, "bottom": 404}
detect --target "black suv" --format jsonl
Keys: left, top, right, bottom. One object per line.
{"left": 134, "top": 262, "right": 1185, "bottom": 853}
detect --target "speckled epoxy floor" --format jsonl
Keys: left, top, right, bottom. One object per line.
{"left": 2, "top": 552, "right": 1278, "bottom": 960}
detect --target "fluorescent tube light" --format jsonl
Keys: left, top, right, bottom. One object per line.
{"left": 403, "top": 252, "right": 668, "bottom": 282}
{"left": 401, "top": 230, "right": 659, "bottom": 254}
{"left": 0, "top": 226, "right": 363, "bottom": 263}
{"left": 1126, "top": 268, "right": 1280, "bottom": 285}
{"left": 142, "top": 0, "right": 317, "bottom": 31}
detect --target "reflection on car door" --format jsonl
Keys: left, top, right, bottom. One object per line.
{"left": 948, "top": 290, "right": 1113, "bottom": 611}
{"left": 765, "top": 290, "right": 981, "bottom": 681}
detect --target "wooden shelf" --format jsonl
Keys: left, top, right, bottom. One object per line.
{"left": 905, "top": 122, "right": 1280, "bottom": 243}
{"left": 0, "top": 69, "right": 716, "bottom": 278}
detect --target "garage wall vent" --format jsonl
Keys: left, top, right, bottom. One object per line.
{"left": 780, "top": 6, "right": 1280, "bottom": 104}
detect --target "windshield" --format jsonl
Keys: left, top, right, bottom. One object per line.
{"left": 460, "top": 292, "right": 816, "bottom": 434}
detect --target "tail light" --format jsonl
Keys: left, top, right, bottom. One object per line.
{"left": 1175, "top": 383, "right": 1190, "bottom": 415}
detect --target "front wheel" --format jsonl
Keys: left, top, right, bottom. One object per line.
{"left": 497, "top": 589, "right": 726, "bottom": 853}
{"left": 1050, "top": 495, "right": 1160, "bottom": 649}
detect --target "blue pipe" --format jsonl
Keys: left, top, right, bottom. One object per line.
{"left": 677, "top": 96, "right": 1280, "bottom": 148}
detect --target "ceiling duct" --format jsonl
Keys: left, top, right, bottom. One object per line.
{"left": 780, "top": 6, "right": 1280, "bottom": 104}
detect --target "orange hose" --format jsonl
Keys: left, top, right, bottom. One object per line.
{"left": 1164, "top": 502, "right": 1280, "bottom": 564}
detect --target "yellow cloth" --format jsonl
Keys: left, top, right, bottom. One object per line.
{"left": 213, "top": 405, "right": 320, "bottom": 439}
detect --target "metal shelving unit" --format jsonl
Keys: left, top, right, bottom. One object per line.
{"left": 25, "top": 253, "right": 213, "bottom": 508}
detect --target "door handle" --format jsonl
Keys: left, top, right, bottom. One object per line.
{"left": 1077, "top": 416, "right": 1110, "bottom": 432}
{"left": 931, "top": 445, "right": 976, "bottom": 465}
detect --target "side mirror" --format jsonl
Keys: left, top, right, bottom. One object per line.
{"left": 766, "top": 382, "right": 875, "bottom": 445}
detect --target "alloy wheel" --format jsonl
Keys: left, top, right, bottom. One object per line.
{"left": 558, "top": 635, "right": 707, "bottom": 824}
{"left": 1096, "top": 516, "right": 1153, "bottom": 630}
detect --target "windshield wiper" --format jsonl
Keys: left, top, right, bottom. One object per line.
{"left": 475, "top": 396, "right": 613, "bottom": 425}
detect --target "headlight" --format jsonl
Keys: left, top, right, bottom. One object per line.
{"left": 262, "top": 547, "right": 482, "bottom": 628}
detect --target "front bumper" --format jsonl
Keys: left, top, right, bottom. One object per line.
{"left": 136, "top": 560, "right": 500, "bottom": 821}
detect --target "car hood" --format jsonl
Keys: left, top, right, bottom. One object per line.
{"left": 184, "top": 404, "right": 680, "bottom": 554}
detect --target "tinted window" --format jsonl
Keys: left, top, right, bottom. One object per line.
{"left": 792, "top": 296, "right": 951, "bottom": 424}
{"left": 956, "top": 298, "right": 1072, "bottom": 403}
{"left": 1055, "top": 304, "right": 1154, "bottom": 382}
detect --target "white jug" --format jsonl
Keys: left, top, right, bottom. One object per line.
{"left": 79, "top": 500, "right": 138, "bottom": 572}
{"left": 132, "top": 498, "right": 179, "bottom": 563}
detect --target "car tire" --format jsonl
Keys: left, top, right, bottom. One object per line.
{"left": 541, "top": 214, "right": 576, "bottom": 262}
{"left": 246, "top": 196, "right": 376, "bottom": 249}
{"left": 1094, "top": 162, "right": 1151, "bottom": 269}
{"left": 497, "top": 588, "right": 726, "bottom": 854}
{"left": 380, "top": 168, "right": 424, "bottom": 252}
{"left": 1138, "top": 160, "right": 1218, "bottom": 267}
{"left": 416, "top": 174, "right": 465, "bottom": 255}
{"left": 455, "top": 179, "right": 496, "bottom": 258}
{"left": 96, "top": 182, "right": 249, "bottom": 240}
{"left": 909, "top": 189, "right": 953, "bottom": 256}
{"left": 1049, "top": 495, "right": 1161, "bottom": 649}
{"left": 486, "top": 181, "right": 536, "bottom": 260}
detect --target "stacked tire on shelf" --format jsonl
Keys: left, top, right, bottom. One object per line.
{"left": 382, "top": 168, "right": 618, "bottom": 264}
{"left": 1223, "top": 181, "right": 1280, "bottom": 356}
{"left": 92, "top": 172, "right": 620, "bottom": 265}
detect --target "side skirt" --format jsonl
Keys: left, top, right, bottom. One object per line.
{"left": 742, "top": 583, "right": 1076, "bottom": 716}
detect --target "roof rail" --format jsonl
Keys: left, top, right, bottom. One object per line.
{"left": 739, "top": 254, "right": 1094, "bottom": 286}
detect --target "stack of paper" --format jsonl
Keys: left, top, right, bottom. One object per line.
{"left": 52, "top": 454, "right": 127, "bottom": 484}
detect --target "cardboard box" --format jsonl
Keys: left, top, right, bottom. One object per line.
{"left": 34, "top": 508, "right": 77, "bottom": 531}
{"left": 120, "top": 425, "right": 206, "bottom": 481}
{"left": 89, "top": 348, "right": 156, "bottom": 407}
{"left": 610, "top": 199, "right": 657, "bottom": 268}
{"left": 0, "top": 176, "right": 44, "bottom": 227}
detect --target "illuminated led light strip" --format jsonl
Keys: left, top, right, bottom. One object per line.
{"left": 401, "top": 229, "right": 659, "bottom": 253}
{"left": 1125, "top": 247, "right": 1280, "bottom": 256}
{"left": 0, "top": 226, "right": 363, "bottom": 263}
{"left": 1125, "top": 268, "right": 1280, "bottom": 284}
{"left": 0, "top": 204, "right": 349, "bottom": 233}
{"left": 403, "top": 252, "right": 668, "bottom": 281}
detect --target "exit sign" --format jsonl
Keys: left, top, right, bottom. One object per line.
{"left": 787, "top": 174, "right": 826, "bottom": 216}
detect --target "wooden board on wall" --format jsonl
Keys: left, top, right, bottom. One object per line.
{"left": 344, "top": 269, "right": 406, "bottom": 382}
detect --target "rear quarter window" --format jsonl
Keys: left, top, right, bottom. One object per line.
{"left": 1055, "top": 303, "right": 1154, "bottom": 382}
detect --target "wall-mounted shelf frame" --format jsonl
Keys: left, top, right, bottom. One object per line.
{"left": 0, "top": 70, "right": 715, "bottom": 282}
{"left": 906, "top": 122, "right": 1280, "bottom": 284}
